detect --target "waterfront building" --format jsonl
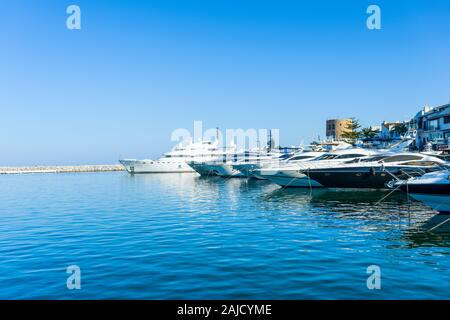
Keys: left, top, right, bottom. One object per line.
{"left": 361, "top": 121, "right": 407, "bottom": 148}
{"left": 325, "top": 118, "right": 352, "bottom": 140}
{"left": 380, "top": 121, "right": 409, "bottom": 141}
{"left": 370, "top": 125, "right": 382, "bottom": 133}
{"left": 414, "top": 103, "right": 450, "bottom": 151}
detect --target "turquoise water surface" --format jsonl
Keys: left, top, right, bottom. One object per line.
{"left": 0, "top": 172, "right": 449, "bottom": 299}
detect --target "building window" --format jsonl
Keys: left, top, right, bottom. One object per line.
{"left": 444, "top": 115, "right": 450, "bottom": 124}
{"left": 428, "top": 119, "right": 439, "bottom": 130}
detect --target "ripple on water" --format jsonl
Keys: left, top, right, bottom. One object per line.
{"left": 0, "top": 172, "right": 449, "bottom": 299}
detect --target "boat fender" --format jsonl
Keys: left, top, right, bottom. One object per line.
{"left": 370, "top": 167, "right": 376, "bottom": 176}
{"left": 386, "top": 180, "right": 396, "bottom": 189}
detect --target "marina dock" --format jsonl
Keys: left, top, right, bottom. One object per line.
{"left": 0, "top": 165, "right": 124, "bottom": 174}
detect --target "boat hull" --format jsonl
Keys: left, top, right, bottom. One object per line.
{"left": 215, "top": 164, "right": 245, "bottom": 177}
{"left": 119, "top": 160, "right": 194, "bottom": 174}
{"left": 396, "top": 170, "right": 450, "bottom": 213}
{"left": 188, "top": 162, "right": 219, "bottom": 176}
{"left": 233, "top": 163, "right": 265, "bottom": 179}
{"left": 399, "top": 183, "right": 450, "bottom": 195}
{"left": 306, "top": 169, "right": 393, "bottom": 189}
{"left": 409, "top": 194, "right": 450, "bottom": 214}
{"left": 306, "top": 167, "right": 439, "bottom": 189}
{"left": 188, "top": 162, "right": 245, "bottom": 177}
{"left": 265, "top": 172, "right": 323, "bottom": 188}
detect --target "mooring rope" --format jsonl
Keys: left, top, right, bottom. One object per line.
{"left": 428, "top": 216, "right": 450, "bottom": 232}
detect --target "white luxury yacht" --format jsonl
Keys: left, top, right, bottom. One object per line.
{"left": 255, "top": 138, "right": 417, "bottom": 187}
{"left": 231, "top": 152, "right": 293, "bottom": 179}
{"left": 119, "top": 139, "right": 234, "bottom": 174}
{"left": 237, "top": 151, "right": 325, "bottom": 180}
{"left": 305, "top": 152, "right": 447, "bottom": 189}
{"left": 258, "top": 148, "right": 380, "bottom": 187}
{"left": 231, "top": 142, "right": 352, "bottom": 180}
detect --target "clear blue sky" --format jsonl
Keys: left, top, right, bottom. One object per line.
{"left": 1, "top": 0, "right": 449, "bottom": 165}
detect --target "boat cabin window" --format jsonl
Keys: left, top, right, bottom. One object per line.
{"left": 359, "top": 155, "right": 389, "bottom": 162}
{"left": 381, "top": 155, "right": 423, "bottom": 163}
{"left": 344, "top": 155, "right": 389, "bottom": 163}
{"left": 335, "top": 154, "right": 367, "bottom": 159}
{"left": 344, "top": 158, "right": 361, "bottom": 164}
{"left": 400, "top": 161, "right": 441, "bottom": 166}
{"left": 289, "top": 155, "right": 315, "bottom": 161}
{"left": 313, "top": 154, "right": 338, "bottom": 161}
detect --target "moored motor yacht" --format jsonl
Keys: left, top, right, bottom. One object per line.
{"left": 305, "top": 153, "right": 448, "bottom": 189}
{"left": 189, "top": 158, "right": 245, "bottom": 177}
{"left": 259, "top": 148, "right": 379, "bottom": 187}
{"left": 189, "top": 150, "right": 282, "bottom": 178}
{"left": 119, "top": 139, "right": 233, "bottom": 174}
{"left": 237, "top": 141, "right": 356, "bottom": 180}
{"left": 232, "top": 152, "right": 295, "bottom": 179}
{"left": 249, "top": 151, "right": 325, "bottom": 181}
{"left": 394, "top": 170, "right": 450, "bottom": 214}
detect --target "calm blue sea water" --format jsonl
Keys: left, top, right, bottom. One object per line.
{"left": 0, "top": 172, "right": 449, "bottom": 299}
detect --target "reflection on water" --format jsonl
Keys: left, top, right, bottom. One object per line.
{"left": 260, "top": 185, "right": 450, "bottom": 245}
{"left": 1, "top": 172, "right": 450, "bottom": 299}
{"left": 124, "top": 173, "right": 450, "bottom": 249}
{"left": 403, "top": 214, "right": 450, "bottom": 248}
{"left": 261, "top": 187, "right": 427, "bottom": 220}
{"left": 159, "top": 174, "right": 450, "bottom": 269}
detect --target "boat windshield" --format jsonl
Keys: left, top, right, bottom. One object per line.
{"left": 380, "top": 155, "right": 424, "bottom": 163}
{"left": 343, "top": 155, "right": 388, "bottom": 164}
{"left": 278, "top": 154, "right": 293, "bottom": 160}
{"left": 399, "top": 161, "right": 442, "bottom": 167}
{"left": 288, "top": 155, "right": 316, "bottom": 161}
{"left": 362, "top": 155, "right": 389, "bottom": 162}
{"left": 334, "top": 154, "right": 368, "bottom": 159}
{"left": 312, "top": 154, "right": 338, "bottom": 161}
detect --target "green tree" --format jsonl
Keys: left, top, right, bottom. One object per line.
{"left": 340, "top": 118, "right": 362, "bottom": 141}
{"left": 361, "top": 127, "right": 380, "bottom": 139}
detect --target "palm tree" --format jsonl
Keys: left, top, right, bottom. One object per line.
{"left": 392, "top": 123, "right": 408, "bottom": 137}
{"left": 361, "top": 127, "right": 380, "bottom": 139}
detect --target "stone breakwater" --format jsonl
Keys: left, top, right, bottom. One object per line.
{"left": 0, "top": 165, "right": 124, "bottom": 174}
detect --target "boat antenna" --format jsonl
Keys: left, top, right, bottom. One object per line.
{"left": 216, "top": 127, "right": 219, "bottom": 142}
{"left": 268, "top": 129, "right": 272, "bottom": 152}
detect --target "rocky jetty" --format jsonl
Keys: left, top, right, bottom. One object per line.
{"left": 0, "top": 165, "right": 124, "bottom": 174}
